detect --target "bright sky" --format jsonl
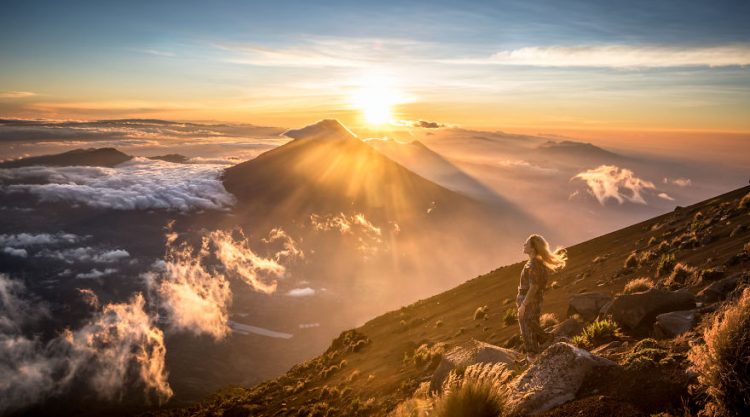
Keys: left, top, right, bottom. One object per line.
{"left": 1, "top": 0, "right": 749, "bottom": 134}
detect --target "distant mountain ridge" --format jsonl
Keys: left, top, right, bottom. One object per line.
{"left": 0, "top": 147, "right": 132, "bottom": 168}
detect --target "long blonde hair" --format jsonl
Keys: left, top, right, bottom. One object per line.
{"left": 526, "top": 234, "right": 567, "bottom": 272}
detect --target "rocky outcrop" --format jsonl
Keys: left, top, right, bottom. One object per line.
{"left": 697, "top": 272, "right": 746, "bottom": 303}
{"left": 654, "top": 310, "right": 697, "bottom": 338}
{"left": 505, "top": 342, "right": 617, "bottom": 416}
{"left": 429, "top": 339, "right": 521, "bottom": 392}
{"left": 567, "top": 292, "right": 612, "bottom": 321}
{"left": 603, "top": 288, "right": 695, "bottom": 330}
{"left": 549, "top": 317, "right": 584, "bottom": 339}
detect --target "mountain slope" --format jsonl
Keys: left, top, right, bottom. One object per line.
{"left": 365, "top": 138, "right": 509, "bottom": 205}
{"left": 156, "top": 184, "right": 750, "bottom": 417}
{"left": 0, "top": 147, "right": 132, "bottom": 167}
{"left": 223, "top": 120, "right": 517, "bottom": 222}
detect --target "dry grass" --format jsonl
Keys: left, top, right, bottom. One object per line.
{"left": 474, "top": 306, "right": 488, "bottom": 320}
{"left": 664, "top": 263, "right": 695, "bottom": 289}
{"left": 623, "top": 277, "right": 654, "bottom": 294}
{"left": 688, "top": 287, "right": 750, "bottom": 417}
{"left": 539, "top": 313, "right": 559, "bottom": 329}
{"left": 739, "top": 192, "right": 750, "bottom": 209}
{"left": 624, "top": 252, "right": 639, "bottom": 269}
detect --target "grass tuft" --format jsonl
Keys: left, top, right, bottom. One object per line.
{"left": 623, "top": 277, "right": 654, "bottom": 294}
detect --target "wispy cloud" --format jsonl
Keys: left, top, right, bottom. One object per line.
{"left": 0, "top": 91, "right": 36, "bottom": 99}
{"left": 447, "top": 44, "right": 750, "bottom": 68}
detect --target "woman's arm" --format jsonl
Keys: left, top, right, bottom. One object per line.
{"left": 518, "top": 284, "right": 538, "bottom": 318}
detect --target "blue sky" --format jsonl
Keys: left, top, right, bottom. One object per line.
{"left": 1, "top": 0, "right": 749, "bottom": 131}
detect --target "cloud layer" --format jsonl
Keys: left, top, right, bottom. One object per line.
{"left": 0, "top": 158, "right": 235, "bottom": 211}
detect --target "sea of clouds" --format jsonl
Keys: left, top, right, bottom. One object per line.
{"left": 0, "top": 158, "right": 236, "bottom": 212}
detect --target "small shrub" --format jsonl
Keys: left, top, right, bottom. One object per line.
{"left": 623, "top": 277, "right": 654, "bottom": 294}
{"left": 647, "top": 236, "right": 658, "bottom": 247}
{"left": 502, "top": 308, "right": 517, "bottom": 326}
{"left": 474, "top": 305, "right": 488, "bottom": 320}
{"left": 699, "top": 267, "right": 726, "bottom": 282}
{"left": 572, "top": 319, "right": 621, "bottom": 349}
{"left": 539, "top": 313, "right": 559, "bottom": 329}
{"left": 413, "top": 343, "right": 446, "bottom": 370}
{"left": 624, "top": 252, "right": 639, "bottom": 269}
{"left": 435, "top": 320, "right": 444, "bottom": 328}
{"left": 689, "top": 287, "right": 750, "bottom": 417}
{"left": 432, "top": 379, "right": 505, "bottom": 417}
{"left": 738, "top": 192, "right": 750, "bottom": 209}
{"left": 656, "top": 253, "right": 676, "bottom": 278}
{"left": 664, "top": 262, "right": 695, "bottom": 288}
{"left": 549, "top": 281, "right": 560, "bottom": 289}
{"left": 321, "top": 364, "right": 339, "bottom": 379}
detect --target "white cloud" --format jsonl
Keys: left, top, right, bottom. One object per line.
{"left": 451, "top": 44, "right": 750, "bottom": 68}
{"left": 573, "top": 165, "right": 655, "bottom": 205}
{"left": 286, "top": 287, "right": 315, "bottom": 297}
{"left": 145, "top": 228, "right": 299, "bottom": 340}
{"left": 309, "top": 212, "right": 385, "bottom": 256}
{"left": 663, "top": 177, "right": 692, "bottom": 187}
{"left": 658, "top": 192, "right": 676, "bottom": 201}
{"left": 37, "top": 247, "right": 130, "bottom": 264}
{"left": 2, "top": 247, "right": 27, "bottom": 258}
{"left": 76, "top": 268, "right": 118, "bottom": 279}
{"left": 0, "top": 233, "right": 81, "bottom": 247}
{"left": 1, "top": 158, "right": 235, "bottom": 212}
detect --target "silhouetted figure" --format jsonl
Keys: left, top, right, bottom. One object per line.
{"left": 517, "top": 234, "right": 567, "bottom": 360}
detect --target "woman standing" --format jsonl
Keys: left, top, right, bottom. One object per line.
{"left": 517, "top": 234, "right": 567, "bottom": 359}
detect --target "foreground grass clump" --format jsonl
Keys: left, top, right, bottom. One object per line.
{"left": 623, "top": 277, "right": 654, "bottom": 294}
{"left": 623, "top": 338, "right": 668, "bottom": 371}
{"left": 432, "top": 380, "right": 505, "bottom": 417}
{"left": 688, "top": 287, "right": 750, "bottom": 417}
{"left": 571, "top": 319, "right": 621, "bottom": 349}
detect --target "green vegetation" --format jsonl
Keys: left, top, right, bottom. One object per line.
{"left": 689, "top": 287, "right": 750, "bottom": 417}
{"left": 656, "top": 253, "right": 676, "bottom": 278}
{"left": 623, "top": 277, "right": 654, "bottom": 294}
{"left": 571, "top": 319, "right": 621, "bottom": 349}
{"left": 502, "top": 308, "right": 517, "bottom": 326}
{"left": 623, "top": 338, "right": 668, "bottom": 371}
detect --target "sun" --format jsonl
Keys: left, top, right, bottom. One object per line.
{"left": 349, "top": 74, "right": 406, "bottom": 126}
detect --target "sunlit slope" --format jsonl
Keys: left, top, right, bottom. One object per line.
{"left": 157, "top": 183, "right": 750, "bottom": 416}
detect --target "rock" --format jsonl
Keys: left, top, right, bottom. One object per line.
{"left": 505, "top": 342, "right": 617, "bottom": 416}
{"left": 697, "top": 272, "right": 745, "bottom": 303}
{"left": 567, "top": 292, "right": 613, "bottom": 321}
{"left": 654, "top": 310, "right": 697, "bottom": 338}
{"left": 603, "top": 288, "right": 695, "bottom": 330}
{"left": 429, "top": 339, "right": 521, "bottom": 392}
{"left": 549, "top": 318, "right": 584, "bottom": 339}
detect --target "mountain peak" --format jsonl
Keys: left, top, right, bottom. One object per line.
{"left": 282, "top": 119, "right": 357, "bottom": 141}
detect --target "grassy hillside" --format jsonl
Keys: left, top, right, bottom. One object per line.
{"left": 154, "top": 184, "right": 750, "bottom": 417}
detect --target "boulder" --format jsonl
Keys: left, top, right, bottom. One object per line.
{"left": 697, "top": 272, "right": 745, "bottom": 303}
{"left": 549, "top": 318, "right": 584, "bottom": 339}
{"left": 654, "top": 310, "right": 697, "bottom": 338}
{"left": 429, "top": 339, "right": 521, "bottom": 392}
{"left": 603, "top": 288, "right": 695, "bottom": 330}
{"left": 567, "top": 292, "right": 612, "bottom": 321}
{"left": 505, "top": 342, "right": 617, "bottom": 416}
